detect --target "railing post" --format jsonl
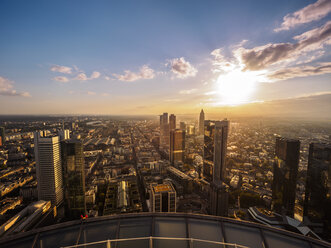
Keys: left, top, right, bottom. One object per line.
{"left": 190, "top": 238, "right": 193, "bottom": 248}
{"left": 107, "top": 239, "right": 111, "bottom": 248}
{"left": 149, "top": 236, "right": 153, "bottom": 248}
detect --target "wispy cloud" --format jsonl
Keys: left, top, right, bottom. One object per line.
{"left": 169, "top": 57, "right": 197, "bottom": 78}
{"left": 113, "top": 65, "right": 155, "bottom": 82}
{"left": 275, "top": 0, "right": 331, "bottom": 32}
{"left": 53, "top": 76, "right": 69, "bottom": 83}
{"left": 268, "top": 62, "right": 331, "bottom": 80}
{"left": 50, "top": 65, "right": 73, "bottom": 74}
{"left": 0, "top": 76, "right": 31, "bottom": 97}
{"left": 238, "top": 21, "right": 331, "bottom": 70}
{"left": 179, "top": 88, "right": 197, "bottom": 95}
{"left": 87, "top": 91, "right": 96, "bottom": 95}
{"left": 74, "top": 71, "right": 101, "bottom": 81}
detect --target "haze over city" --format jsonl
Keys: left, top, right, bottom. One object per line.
{"left": 1, "top": 0, "right": 331, "bottom": 117}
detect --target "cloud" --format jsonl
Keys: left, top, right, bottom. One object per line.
{"left": 267, "top": 62, "right": 331, "bottom": 80}
{"left": 50, "top": 65, "right": 72, "bottom": 74}
{"left": 113, "top": 65, "right": 155, "bottom": 82}
{"left": 87, "top": 91, "right": 96, "bottom": 95}
{"left": 104, "top": 76, "right": 111, "bottom": 81}
{"left": 53, "top": 76, "right": 69, "bottom": 83}
{"left": 210, "top": 49, "right": 237, "bottom": 73}
{"left": 90, "top": 71, "right": 101, "bottom": 79}
{"left": 169, "top": 57, "right": 197, "bottom": 78}
{"left": 0, "top": 76, "right": 31, "bottom": 97}
{"left": 101, "top": 93, "right": 110, "bottom": 96}
{"left": 238, "top": 21, "right": 331, "bottom": 70}
{"left": 179, "top": 88, "right": 197, "bottom": 95}
{"left": 275, "top": 0, "right": 331, "bottom": 32}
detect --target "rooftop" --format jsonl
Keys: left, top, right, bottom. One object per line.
{"left": 0, "top": 213, "right": 330, "bottom": 248}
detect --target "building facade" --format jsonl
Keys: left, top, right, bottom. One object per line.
{"left": 272, "top": 137, "right": 300, "bottom": 217}
{"left": 304, "top": 143, "right": 331, "bottom": 238}
{"left": 169, "top": 114, "right": 176, "bottom": 131}
{"left": 150, "top": 182, "right": 176, "bottom": 212}
{"left": 199, "top": 109, "right": 204, "bottom": 135}
{"left": 169, "top": 129, "right": 185, "bottom": 165}
{"left": 61, "top": 139, "right": 86, "bottom": 218}
{"left": 34, "top": 134, "right": 64, "bottom": 206}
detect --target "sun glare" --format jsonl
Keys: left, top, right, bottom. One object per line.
{"left": 216, "top": 69, "right": 262, "bottom": 106}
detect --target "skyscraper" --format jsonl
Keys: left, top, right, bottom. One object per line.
{"left": 179, "top": 121, "right": 186, "bottom": 131}
{"left": 61, "top": 139, "right": 86, "bottom": 218}
{"left": 169, "top": 114, "right": 176, "bottom": 130}
{"left": 203, "top": 120, "right": 230, "bottom": 216}
{"left": 34, "top": 133, "right": 64, "bottom": 206}
{"left": 272, "top": 137, "right": 300, "bottom": 217}
{"left": 203, "top": 120, "right": 229, "bottom": 182}
{"left": 170, "top": 129, "right": 185, "bottom": 165}
{"left": 0, "top": 127, "right": 5, "bottom": 146}
{"left": 304, "top": 143, "right": 331, "bottom": 238}
{"left": 160, "top": 113, "right": 169, "bottom": 146}
{"left": 199, "top": 109, "right": 205, "bottom": 135}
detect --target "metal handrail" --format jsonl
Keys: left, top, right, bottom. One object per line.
{"left": 61, "top": 236, "right": 249, "bottom": 248}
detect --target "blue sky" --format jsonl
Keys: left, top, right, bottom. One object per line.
{"left": 0, "top": 0, "right": 331, "bottom": 115}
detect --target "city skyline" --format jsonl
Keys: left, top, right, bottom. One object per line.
{"left": 1, "top": 0, "right": 331, "bottom": 116}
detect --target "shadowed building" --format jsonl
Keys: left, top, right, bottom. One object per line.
{"left": 272, "top": 137, "right": 300, "bottom": 217}
{"left": 199, "top": 109, "right": 204, "bottom": 135}
{"left": 304, "top": 143, "right": 331, "bottom": 239}
{"left": 203, "top": 120, "right": 230, "bottom": 216}
{"left": 61, "top": 139, "right": 86, "bottom": 218}
{"left": 169, "top": 114, "right": 176, "bottom": 131}
{"left": 0, "top": 127, "right": 5, "bottom": 146}
{"left": 170, "top": 129, "right": 185, "bottom": 165}
{"left": 160, "top": 113, "right": 169, "bottom": 146}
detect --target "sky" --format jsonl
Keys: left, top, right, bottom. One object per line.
{"left": 0, "top": 0, "right": 331, "bottom": 116}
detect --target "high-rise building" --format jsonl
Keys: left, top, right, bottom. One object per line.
{"left": 61, "top": 139, "right": 86, "bottom": 218}
{"left": 150, "top": 182, "right": 176, "bottom": 212}
{"left": 304, "top": 143, "right": 331, "bottom": 238}
{"left": 34, "top": 133, "right": 64, "bottom": 206}
{"left": 272, "top": 137, "right": 300, "bottom": 217}
{"left": 58, "top": 129, "right": 70, "bottom": 141}
{"left": 203, "top": 120, "right": 229, "bottom": 217}
{"left": 203, "top": 120, "right": 229, "bottom": 182}
{"left": 170, "top": 129, "right": 185, "bottom": 165}
{"left": 179, "top": 121, "right": 186, "bottom": 131}
{"left": 199, "top": 109, "right": 205, "bottom": 135}
{"left": 160, "top": 113, "right": 169, "bottom": 146}
{"left": 169, "top": 114, "right": 176, "bottom": 130}
{"left": 0, "top": 127, "right": 5, "bottom": 146}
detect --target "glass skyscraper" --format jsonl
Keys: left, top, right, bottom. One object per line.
{"left": 304, "top": 143, "right": 331, "bottom": 239}
{"left": 272, "top": 137, "right": 300, "bottom": 217}
{"left": 61, "top": 139, "right": 86, "bottom": 218}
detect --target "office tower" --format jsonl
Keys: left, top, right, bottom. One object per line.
{"left": 304, "top": 143, "right": 331, "bottom": 237}
{"left": 160, "top": 113, "right": 169, "bottom": 146}
{"left": 204, "top": 120, "right": 230, "bottom": 216}
{"left": 272, "top": 137, "right": 300, "bottom": 217}
{"left": 170, "top": 129, "right": 185, "bottom": 165}
{"left": 169, "top": 114, "right": 176, "bottom": 130}
{"left": 61, "top": 139, "right": 86, "bottom": 218}
{"left": 150, "top": 182, "right": 176, "bottom": 212}
{"left": 0, "top": 127, "right": 5, "bottom": 146}
{"left": 179, "top": 121, "right": 186, "bottom": 131}
{"left": 199, "top": 109, "right": 205, "bottom": 135}
{"left": 34, "top": 133, "right": 64, "bottom": 206}
{"left": 58, "top": 129, "right": 70, "bottom": 141}
{"left": 203, "top": 120, "right": 229, "bottom": 182}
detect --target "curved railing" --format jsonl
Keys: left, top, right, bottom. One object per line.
{"left": 61, "top": 236, "right": 249, "bottom": 248}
